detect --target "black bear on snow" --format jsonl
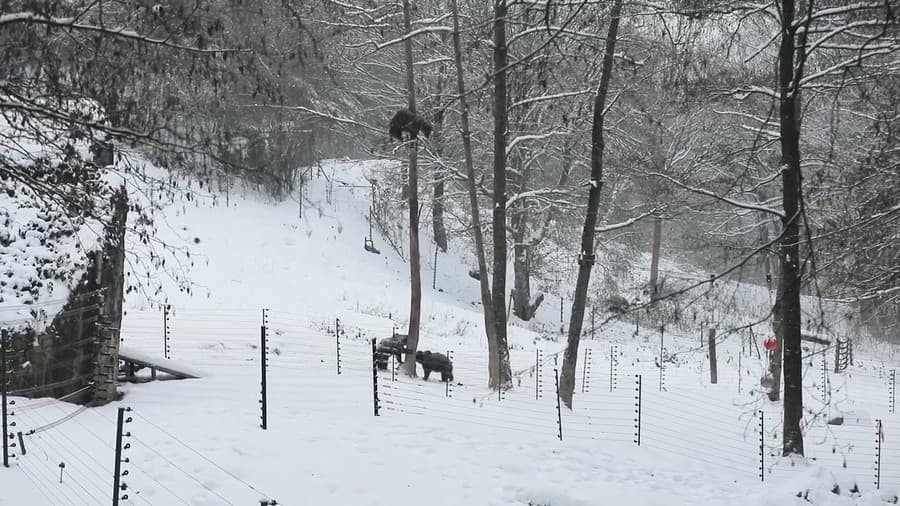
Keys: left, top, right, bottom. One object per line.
{"left": 415, "top": 350, "right": 454, "bottom": 382}
{"left": 375, "top": 334, "right": 408, "bottom": 370}
{"left": 389, "top": 108, "right": 432, "bottom": 141}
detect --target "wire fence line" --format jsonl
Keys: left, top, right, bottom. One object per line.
{"left": 10, "top": 397, "right": 280, "bottom": 505}
{"left": 124, "top": 305, "right": 899, "bottom": 488}
{"left": 5, "top": 305, "right": 898, "bottom": 503}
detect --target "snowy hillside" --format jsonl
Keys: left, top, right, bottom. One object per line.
{"left": 3, "top": 159, "right": 899, "bottom": 505}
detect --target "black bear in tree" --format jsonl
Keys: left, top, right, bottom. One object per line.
{"left": 389, "top": 108, "right": 432, "bottom": 141}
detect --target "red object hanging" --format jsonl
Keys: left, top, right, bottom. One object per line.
{"left": 764, "top": 338, "right": 778, "bottom": 351}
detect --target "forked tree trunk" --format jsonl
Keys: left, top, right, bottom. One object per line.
{"left": 559, "top": 0, "right": 623, "bottom": 408}
{"left": 401, "top": 0, "right": 422, "bottom": 377}
{"left": 512, "top": 241, "right": 533, "bottom": 319}
{"left": 450, "top": 0, "right": 499, "bottom": 386}
{"left": 777, "top": 0, "right": 806, "bottom": 457}
{"left": 491, "top": 0, "right": 512, "bottom": 387}
{"left": 511, "top": 200, "right": 535, "bottom": 321}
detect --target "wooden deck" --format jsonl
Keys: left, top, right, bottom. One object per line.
{"left": 119, "top": 347, "right": 201, "bottom": 382}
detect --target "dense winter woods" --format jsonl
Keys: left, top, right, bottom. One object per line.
{"left": 3, "top": 0, "right": 899, "bottom": 457}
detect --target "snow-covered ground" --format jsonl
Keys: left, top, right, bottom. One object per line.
{"left": 3, "top": 159, "right": 898, "bottom": 505}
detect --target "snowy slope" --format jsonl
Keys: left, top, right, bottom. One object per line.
{"left": 2, "top": 158, "right": 899, "bottom": 505}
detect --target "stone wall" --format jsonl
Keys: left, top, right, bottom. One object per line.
{"left": 3, "top": 187, "right": 127, "bottom": 405}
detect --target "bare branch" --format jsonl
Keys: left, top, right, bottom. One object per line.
{"left": 0, "top": 12, "right": 252, "bottom": 54}
{"left": 647, "top": 171, "right": 786, "bottom": 218}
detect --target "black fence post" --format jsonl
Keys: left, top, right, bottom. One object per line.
{"left": 875, "top": 419, "right": 882, "bottom": 489}
{"left": 445, "top": 350, "right": 454, "bottom": 398}
{"left": 659, "top": 327, "right": 665, "bottom": 392}
{"left": 2, "top": 330, "right": 9, "bottom": 468}
{"left": 590, "top": 305, "right": 595, "bottom": 340}
{"left": 554, "top": 368, "right": 563, "bottom": 441}
{"left": 164, "top": 304, "right": 171, "bottom": 359}
{"left": 112, "top": 407, "right": 132, "bottom": 506}
{"left": 634, "top": 375, "right": 642, "bottom": 446}
{"left": 371, "top": 339, "right": 380, "bottom": 416}
{"left": 610, "top": 344, "right": 618, "bottom": 392}
{"left": 835, "top": 341, "right": 840, "bottom": 373}
{"left": 535, "top": 349, "right": 543, "bottom": 400}
{"left": 834, "top": 340, "right": 844, "bottom": 373}
{"left": 433, "top": 245, "right": 438, "bottom": 290}
{"left": 559, "top": 296, "right": 564, "bottom": 334}
{"left": 260, "top": 310, "right": 269, "bottom": 430}
{"left": 16, "top": 432, "right": 25, "bottom": 456}
{"left": 335, "top": 318, "right": 342, "bottom": 376}
{"left": 889, "top": 369, "right": 895, "bottom": 414}
{"left": 758, "top": 411, "right": 765, "bottom": 482}
{"left": 299, "top": 174, "right": 305, "bottom": 219}
{"left": 581, "top": 347, "right": 592, "bottom": 393}
{"left": 391, "top": 352, "right": 396, "bottom": 382}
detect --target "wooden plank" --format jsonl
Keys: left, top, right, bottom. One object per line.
{"left": 118, "top": 353, "right": 199, "bottom": 379}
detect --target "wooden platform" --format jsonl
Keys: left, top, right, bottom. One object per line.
{"left": 118, "top": 346, "right": 202, "bottom": 382}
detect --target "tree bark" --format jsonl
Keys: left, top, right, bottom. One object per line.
{"left": 759, "top": 216, "right": 774, "bottom": 283}
{"left": 491, "top": 0, "right": 513, "bottom": 388}
{"left": 777, "top": 0, "right": 806, "bottom": 457}
{"left": 512, "top": 240, "right": 533, "bottom": 320}
{"left": 432, "top": 65, "right": 448, "bottom": 253}
{"left": 559, "top": 0, "right": 623, "bottom": 408}
{"left": 401, "top": 0, "right": 422, "bottom": 377}
{"left": 432, "top": 178, "right": 447, "bottom": 251}
{"left": 649, "top": 216, "right": 662, "bottom": 301}
{"left": 511, "top": 197, "right": 538, "bottom": 321}
{"left": 451, "top": 0, "right": 499, "bottom": 386}
{"left": 767, "top": 271, "right": 784, "bottom": 402}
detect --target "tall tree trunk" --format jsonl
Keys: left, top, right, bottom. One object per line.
{"left": 511, "top": 225, "right": 544, "bottom": 321}
{"left": 777, "top": 0, "right": 806, "bottom": 457}
{"left": 432, "top": 65, "right": 448, "bottom": 253}
{"left": 649, "top": 216, "right": 662, "bottom": 301}
{"left": 510, "top": 155, "right": 531, "bottom": 321}
{"left": 559, "top": 0, "right": 623, "bottom": 408}
{"left": 512, "top": 240, "right": 533, "bottom": 320}
{"left": 451, "top": 0, "right": 499, "bottom": 386}
{"left": 511, "top": 200, "right": 535, "bottom": 321}
{"left": 514, "top": 152, "right": 572, "bottom": 321}
{"left": 491, "top": 0, "right": 512, "bottom": 388}
{"left": 432, "top": 176, "right": 447, "bottom": 251}
{"left": 401, "top": 0, "right": 422, "bottom": 377}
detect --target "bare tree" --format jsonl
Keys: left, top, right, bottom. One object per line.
{"left": 450, "top": 0, "right": 501, "bottom": 387}
{"left": 401, "top": 0, "right": 423, "bottom": 376}
{"left": 491, "top": 0, "right": 514, "bottom": 388}
{"left": 648, "top": 0, "right": 900, "bottom": 455}
{"left": 559, "top": 0, "right": 624, "bottom": 408}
